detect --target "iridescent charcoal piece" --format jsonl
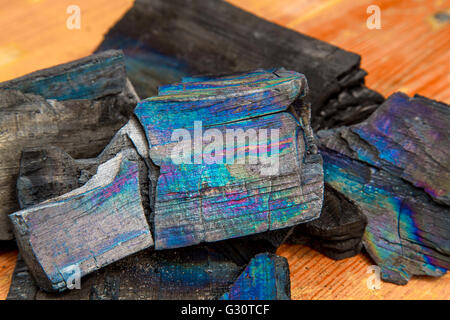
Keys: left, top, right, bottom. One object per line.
{"left": 8, "top": 68, "right": 321, "bottom": 295}
{"left": 0, "top": 50, "right": 139, "bottom": 240}
{"left": 318, "top": 93, "right": 450, "bottom": 284}
{"left": 97, "top": 0, "right": 384, "bottom": 130}
{"left": 134, "top": 69, "right": 324, "bottom": 249}
{"left": 0, "top": 50, "right": 130, "bottom": 100}
{"left": 9, "top": 150, "right": 154, "bottom": 292}
{"left": 220, "top": 253, "right": 290, "bottom": 300}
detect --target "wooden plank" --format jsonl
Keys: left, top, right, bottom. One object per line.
{"left": 279, "top": 244, "right": 449, "bottom": 300}
{"left": 0, "top": 0, "right": 134, "bottom": 82}
{"left": 1, "top": 0, "right": 449, "bottom": 300}
{"left": 0, "top": 244, "right": 17, "bottom": 300}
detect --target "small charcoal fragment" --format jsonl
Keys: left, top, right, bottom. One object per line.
{"left": 288, "top": 183, "right": 367, "bottom": 260}
{"left": 318, "top": 93, "right": 450, "bottom": 284}
{"left": 220, "top": 253, "right": 290, "bottom": 300}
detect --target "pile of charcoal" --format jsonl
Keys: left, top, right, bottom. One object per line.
{"left": 2, "top": 0, "right": 448, "bottom": 300}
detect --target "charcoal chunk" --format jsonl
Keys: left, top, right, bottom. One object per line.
{"left": 0, "top": 50, "right": 139, "bottom": 240}
{"left": 97, "top": 0, "right": 384, "bottom": 129}
{"left": 318, "top": 93, "right": 450, "bottom": 284}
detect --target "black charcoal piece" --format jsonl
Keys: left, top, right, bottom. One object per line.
{"left": 97, "top": 0, "right": 384, "bottom": 130}
{"left": 0, "top": 50, "right": 139, "bottom": 240}
{"left": 288, "top": 183, "right": 367, "bottom": 260}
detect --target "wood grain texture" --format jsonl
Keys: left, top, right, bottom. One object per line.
{"left": 279, "top": 244, "right": 449, "bottom": 300}
{"left": 0, "top": 246, "right": 16, "bottom": 300}
{"left": 0, "top": 0, "right": 135, "bottom": 82}
{"left": 0, "top": 0, "right": 449, "bottom": 299}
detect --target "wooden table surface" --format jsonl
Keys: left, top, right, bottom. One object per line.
{"left": 0, "top": 0, "right": 448, "bottom": 300}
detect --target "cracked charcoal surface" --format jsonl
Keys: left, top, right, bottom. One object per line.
{"left": 134, "top": 69, "right": 324, "bottom": 249}
{"left": 318, "top": 93, "right": 450, "bottom": 284}
{"left": 10, "top": 116, "right": 154, "bottom": 292}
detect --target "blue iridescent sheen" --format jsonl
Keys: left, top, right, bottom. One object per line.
{"left": 220, "top": 253, "right": 289, "bottom": 300}
{"left": 134, "top": 69, "right": 323, "bottom": 249}
{"left": 319, "top": 92, "right": 449, "bottom": 284}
